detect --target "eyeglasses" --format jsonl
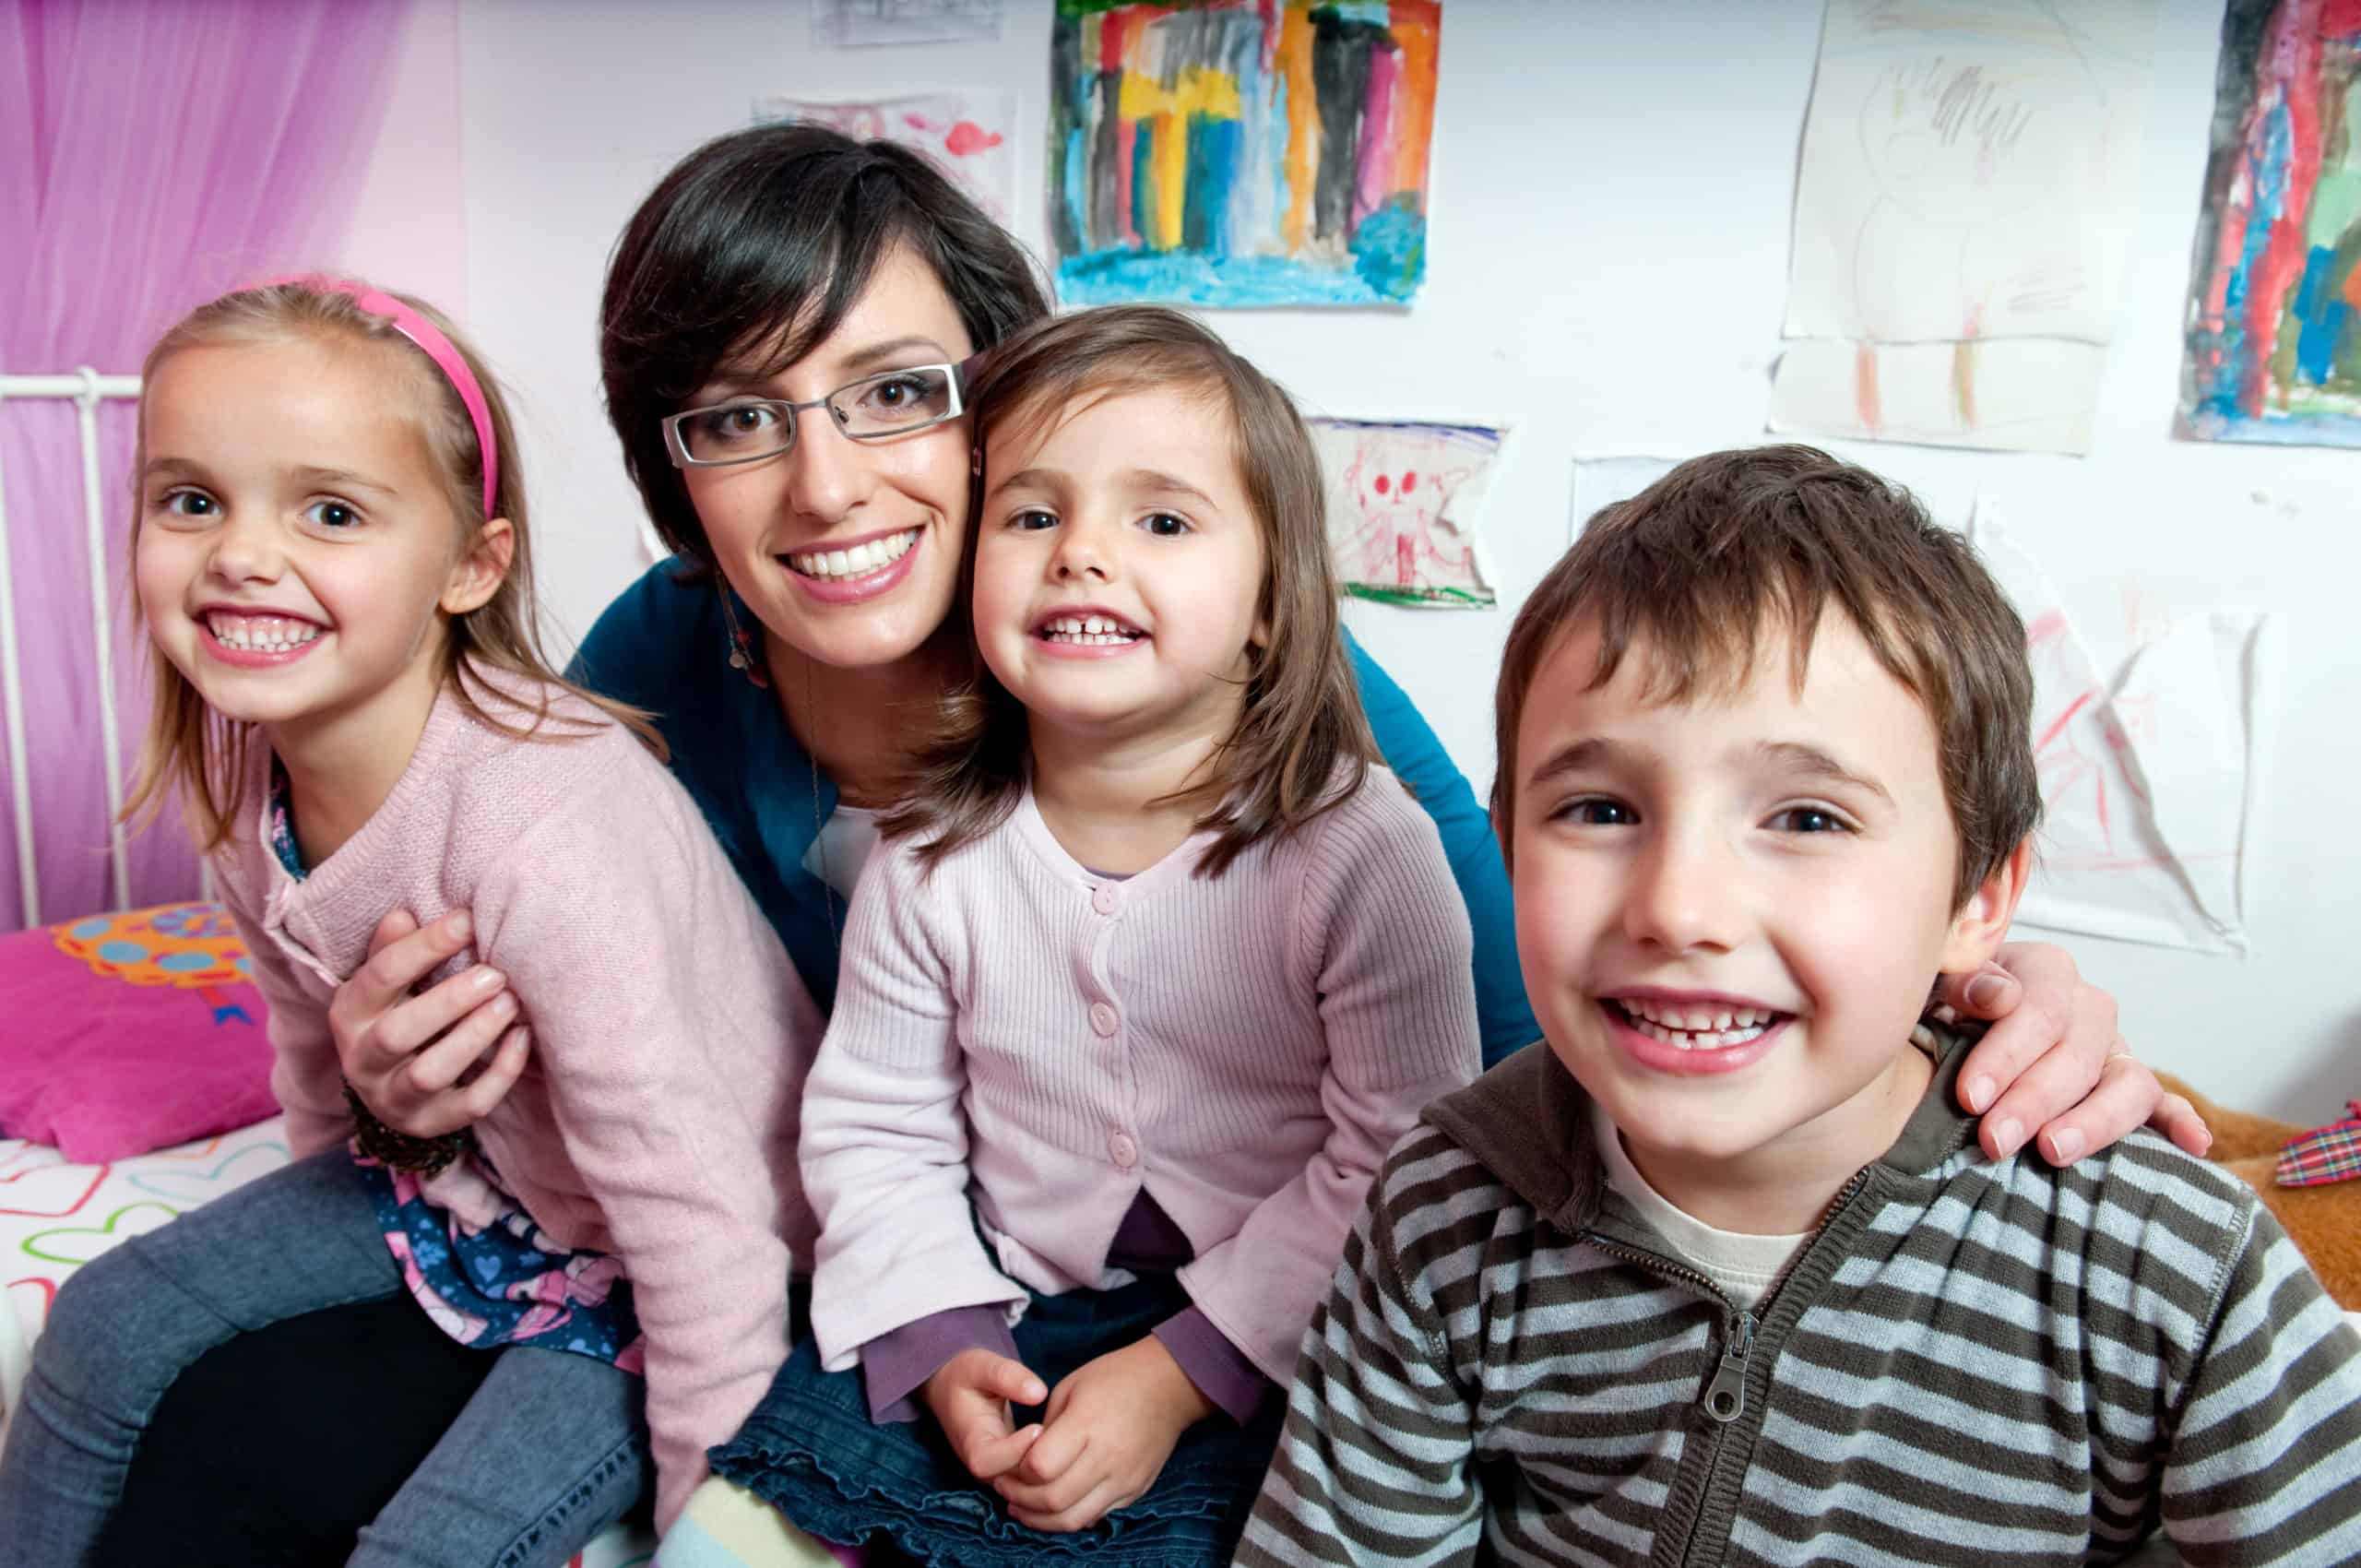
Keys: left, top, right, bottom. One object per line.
{"left": 660, "top": 361, "right": 973, "bottom": 469}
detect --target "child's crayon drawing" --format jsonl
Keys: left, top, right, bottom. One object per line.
{"left": 756, "top": 92, "right": 1016, "bottom": 224}
{"left": 1311, "top": 418, "right": 1501, "bottom": 609}
{"left": 1772, "top": 0, "right": 2157, "bottom": 454}
{"left": 1976, "top": 511, "right": 2276, "bottom": 956}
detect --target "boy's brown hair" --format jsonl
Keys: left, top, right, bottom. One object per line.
{"left": 1490, "top": 444, "right": 2038, "bottom": 907}
{"left": 884, "top": 304, "right": 1375, "bottom": 876}
{"left": 125, "top": 279, "right": 658, "bottom": 850}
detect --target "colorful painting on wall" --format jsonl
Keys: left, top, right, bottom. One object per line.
{"left": 2177, "top": 0, "right": 2361, "bottom": 447}
{"left": 1312, "top": 418, "right": 1501, "bottom": 608}
{"left": 755, "top": 92, "right": 1017, "bottom": 224}
{"left": 1048, "top": 0, "right": 1442, "bottom": 307}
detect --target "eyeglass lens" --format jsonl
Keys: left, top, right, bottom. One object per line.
{"left": 673, "top": 365, "right": 958, "bottom": 463}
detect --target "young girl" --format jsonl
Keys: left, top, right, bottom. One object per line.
{"left": 663, "top": 306, "right": 1484, "bottom": 1568}
{"left": 0, "top": 278, "right": 820, "bottom": 1562}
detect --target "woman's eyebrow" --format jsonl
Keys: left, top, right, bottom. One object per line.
{"left": 836, "top": 336, "right": 952, "bottom": 374}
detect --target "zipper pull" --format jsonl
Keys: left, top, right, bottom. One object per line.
{"left": 1702, "top": 1310, "right": 1755, "bottom": 1424}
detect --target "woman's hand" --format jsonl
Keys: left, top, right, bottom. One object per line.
{"left": 992, "top": 1335, "right": 1215, "bottom": 1533}
{"left": 922, "top": 1347, "right": 1048, "bottom": 1483}
{"left": 330, "top": 909, "right": 530, "bottom": 1138}
{"left": 1938, "top": 941, "right": 2209, "bottom": 1165}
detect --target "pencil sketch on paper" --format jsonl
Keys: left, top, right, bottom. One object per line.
{"left": 1048, "top": 0, "right": 1441, "bottom": 307}
{"left": 755, "top": 92, "right": 1015, "bottom": 224}
{"left": 2177, "top": 0, "right": 2361, "bottom": 448}
{"left": 1975, "top": 513, "right": 2275, "bottom": 955}
{"left": 1772, "top": 0, "right": 2157, "bottom": 454}
{"left": 813, "top": 0, "right": 1003, "bottom": 49}
{"left": 1311, "top": 418, "right": 1502, "bottom": 609}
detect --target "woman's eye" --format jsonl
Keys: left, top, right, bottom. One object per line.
{"left": 1769, "top": 805, "right": 1849, "bottom": 835}
{"left": 1140, "top": 512, "right": 1190, "bottom": 537}
{"left": 303, "top": 500, "right": 362, "bottom": 530}
{"left": 852, "top": 370, "right": 952, "bottom": 423}
{"left": 160, "top": 490, "right": 217, "bottom": 519}
{"left": 694, "top": 404, "right": 780, "bottom": 443}
{"left": 1559, "top": 798, "right": 1636, "bottom": 827}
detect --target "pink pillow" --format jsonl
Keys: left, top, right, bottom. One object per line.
{"left": 0, "top": 902, "right": 277, "bottom": 1161}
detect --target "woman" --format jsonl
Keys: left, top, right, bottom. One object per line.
{"left": 107, "top": 125, "right": 2197, "bottom": 1557}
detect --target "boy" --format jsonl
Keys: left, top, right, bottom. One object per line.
{"left": 1236, "top": 446, "right": 2361, "bottom": 1567}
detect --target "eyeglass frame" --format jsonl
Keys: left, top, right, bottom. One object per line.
{"left": 658, "top": 353, "right": 986, "bottom": 469}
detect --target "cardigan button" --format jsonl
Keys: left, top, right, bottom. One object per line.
{"left": 1089, "top": 1002, "right": 1120, "bottom": 1037}
{"left": 1109, "top": 1132, "right": 1138, "bottom": 1169}
{"left": 1091, "top": 885, "right": 1120, "bottom": 916}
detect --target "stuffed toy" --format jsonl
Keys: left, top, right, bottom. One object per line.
{"left": 2156, "top": 1072, "right": 2360, "bottom": 1312}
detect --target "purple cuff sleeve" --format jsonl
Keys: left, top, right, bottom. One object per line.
{"left": 1152, "top": 1306, "right": 1275, "bottom": 1426}
{"left": 860, "top": 1305, "right": 1020, "bottom": 1424}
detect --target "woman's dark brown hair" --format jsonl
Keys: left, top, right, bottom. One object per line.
{"left": 884, "top": 305, "right": 1375, "bottom": 877}
{"left": 600, "top": 123, "right": 1052, "bottom": 571}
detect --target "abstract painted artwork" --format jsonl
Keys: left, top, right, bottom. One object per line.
{"left": 1048, "top": 0, "right": 1441, "bottom": 307}
{"left": 2177, "top": 0, "right": 2361, "bottom": 447}
{"left": 1311, "top": 418, "right": 1501, "bottom": 608}
{"left": 755, "top": 91, "right": 1017, "bottom": 224}
{"left": 812, "top": 0, "right": 1003, "bottom": 48}
{"left": 1771, "top": 0, "right": 2157, "bottom": 455}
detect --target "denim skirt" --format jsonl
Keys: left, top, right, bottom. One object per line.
{"left": 707, "top": 1272, "right": 1285, "bottom": 1568}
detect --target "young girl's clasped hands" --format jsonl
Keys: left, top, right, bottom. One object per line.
{"left": 672, "top": 308, "right": 1483, "bottom": 1568}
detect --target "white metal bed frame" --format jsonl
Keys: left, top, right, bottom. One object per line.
{"left": 0, "top": 369, "right": 144, "bottom": 929}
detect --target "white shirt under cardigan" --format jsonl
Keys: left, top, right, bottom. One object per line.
{"left": 801, "top": 767, "right": 1483, "bottom": 1387}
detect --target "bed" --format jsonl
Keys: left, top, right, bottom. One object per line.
{"left": 0, "top": 1111, "right": 658, "bottom": 1564}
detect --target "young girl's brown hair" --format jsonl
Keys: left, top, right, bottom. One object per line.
{"left": 123, "top": 279, "right": 657, "bottom": 849}
{"left": 884, "top": 304, "right": 1374, "bottom": 876}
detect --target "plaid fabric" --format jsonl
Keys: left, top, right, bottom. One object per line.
{"left": 2276, "top": 1100, "right": 2361, "bottom": 1188}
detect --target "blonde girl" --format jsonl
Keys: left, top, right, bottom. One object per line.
{"left": 0, "top": 278, "right": 819, "bottom": 1566}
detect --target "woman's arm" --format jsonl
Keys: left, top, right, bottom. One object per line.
{"left": 329, "top": 563, "right": 702, "bottom": 1137}
{"left": 1346, "top": 629, "right": 1535, "bottom": 1068}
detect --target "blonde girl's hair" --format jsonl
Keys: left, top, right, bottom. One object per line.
{"left": 883, "top": 304, "right": 1376, "bottom": 878}
{"left": 123, "top": 279, "right": 659, "bottom": 850}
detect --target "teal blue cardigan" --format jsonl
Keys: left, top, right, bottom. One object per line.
{"left": 569, "top": 561, "right": 1536, "bottom": 1066}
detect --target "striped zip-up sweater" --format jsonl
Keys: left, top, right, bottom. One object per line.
{"left": 1238, "top": 1035, "right": 2361, "bottom": 1567}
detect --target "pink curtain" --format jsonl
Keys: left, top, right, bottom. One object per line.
{"left": 0, "top": 0, "right": 413, "bottom": 931}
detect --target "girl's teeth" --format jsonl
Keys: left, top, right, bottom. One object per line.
{"left": 208, "top": 614, "right": 321, "bottom": 651}
{"left": 1041, "top": 615, "right": 1139, "bottom": 645}
{"left": 789, "top": 529, "right": 918, "bottom": 579}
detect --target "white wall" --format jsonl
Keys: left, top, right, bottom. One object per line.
{"left": 454, "top": 0, "right": 2359, "bottom": 1119}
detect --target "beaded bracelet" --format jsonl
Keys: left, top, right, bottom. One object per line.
{"left": 342, "top": 1080, "right": 471, "bottom": 1178}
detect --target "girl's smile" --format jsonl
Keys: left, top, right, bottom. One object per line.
{"left": 135, "top": 334, "right": 484, "bottom": 761}
{"left": 973, "top": 386, "right": 1265, "bottom": 745}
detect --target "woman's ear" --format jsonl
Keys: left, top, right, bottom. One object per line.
{"left": 442, "top": 517, "right": 516, "bottom": 615}
{"left": 1940, "top": 837, "right": 2033, "bottom": 974}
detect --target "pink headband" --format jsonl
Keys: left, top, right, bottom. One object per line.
{"left": 256, "top": 273, "right": 499, "bottom": 518}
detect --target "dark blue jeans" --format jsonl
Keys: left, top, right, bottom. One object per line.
{"left": 711, "top": 1273, "right": 1284, "bottom": 1568}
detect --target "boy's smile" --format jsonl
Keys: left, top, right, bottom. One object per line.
{"left": 1509, "top": 608, "right": 2020, "bottom": 1235}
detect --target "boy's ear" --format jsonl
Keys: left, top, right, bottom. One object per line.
{"left": 443, "top": 517, "right": 516, "bottom": 616}
{"left": 1940, "top": 837, "right": 2033, "bottom": 974}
